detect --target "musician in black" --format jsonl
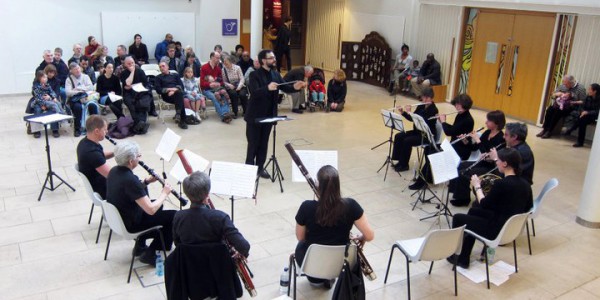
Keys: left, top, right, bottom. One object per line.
{"left": 493, "top": 122, "right": 535, "bottom": 185}
{"left": 244, "top": 49, "right": 304, "bottom": 179}
{"left": 294, "top": 165, "right": 374, "bottom": 287}
{"left": 450, "top": 110, "right": 506, "bottom": 207}
{"left": 391, "top": 87, "right": 438, "bottom": 172}
{"left": 76, "top": 115, "right": 113, "bottom": 199}
{"left": 174, "top": 171, "right": 250, "bottom": 256}
{"left": 449, "top": 148, "right": 533, "bottom": 269}
{"left": 106, "top": 141, "right": 175, "bottom": 265}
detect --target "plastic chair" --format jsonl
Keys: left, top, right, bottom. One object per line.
{"left": 384, "top": 226, "right": 465, "bottom": 299}
{"left": 465, "top": 212, "right": 530, "bottom": 289}
{"left": 100, "top": 200, "right": 167, "bottom": 283}
{"left": 74, "top": 163, "right": 104, "bottom": 244}
{"left": 141, "top": 63, "right": 160, "bottom": 76}
{"left": 287, "top": 244, "right": 357, "bottom": 300}
{"left": 526, "top": 178, "right": 559, "bottom": 255}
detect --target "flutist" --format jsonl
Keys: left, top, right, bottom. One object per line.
{"left": 449, "top": 111, "right": 506, "bottom": 207}
{"left": 76, "top": 115, "right": 113, "bottom": 199}
{"left": 391, "top": 87, "right": 438, "bottom": 172}
{"left": 107, "top": 140, "right": 176, "bottom": 266}
{"left": 294, "top": 165, "right": 374, "bottom": 288}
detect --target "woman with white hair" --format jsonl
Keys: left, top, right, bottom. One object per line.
{"left": 106, "top": 141, "right": 176, "bottom": 266}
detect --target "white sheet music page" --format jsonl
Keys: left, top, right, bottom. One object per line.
{"left": 291, "top": 150, "right": 338, "bottom": 182}
{"left": 28, "top": 113, "right": 73, "bottom": 125}
{"left": 390, "top": 111, "right": 404, "bottom": 131}
{"left": 108, "top": 92, "right": 123, "bottom": 102}
{"left": 428, "top": 151, "right": 459, "bottom": 184}
{"left": 155, "top": 128, "right": 181, "bottom": 162}
{"left": 169, "top": 149, "right": 210, "bottom": 182}
{"left": 380, "top": 109, "right": 392, "bottom": 127}
{"left": 131, "top": 83, "right": 148, "bottom": 92}
{"left": 440, "top": 139, "right": 462, "bottom": 167}
{"left": 210, "top": 161, "right": 258, "bottom": 198}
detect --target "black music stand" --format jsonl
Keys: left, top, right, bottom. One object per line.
{"left": 209, "top": 161, "right": 258, "bottom": 223}
{"left": 258, "top": 116, "right": 292, "bottom": 193}
{"left": 407, "top": 113, "right": 441, "bottom": 210}
{"left": 25, "top": 113, "right": 76, "bottom": 201}
{"left": 371, "top": 94, "right": 399, "bottom": 150}
{"left": 418, "top": 148, "right": 459, "bottom": 227}
{"left": 375, "top": 109, "right": 404, "bottom": 181}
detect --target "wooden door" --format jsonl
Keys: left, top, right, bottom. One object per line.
{"left": 467, "top": 10, "right": 555, "bottom": 123}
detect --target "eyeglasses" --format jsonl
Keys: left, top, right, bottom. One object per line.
{"left": 265, "top": 56, "right": 276, "bottom": 60}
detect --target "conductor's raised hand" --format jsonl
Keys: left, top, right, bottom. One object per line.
{"left": 268, "top": 82, "right": 278, "bottom": 91}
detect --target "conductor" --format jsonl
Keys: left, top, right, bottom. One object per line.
{"left": 244, "top": 49, "right": 305, "bottom": 179}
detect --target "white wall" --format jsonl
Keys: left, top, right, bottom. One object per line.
{"left": 0, "top": 0, "right": 239, "bottom": 95}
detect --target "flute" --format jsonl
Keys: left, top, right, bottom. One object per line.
{"left": 428, "top": 111, "right": 459, "bottom": 120}
{"left": 388, "top": 103, "right": 426, "bottom": 111}
{"left": 461, "top": 142, "right": 506, "bottom": 175}
{"left": 450, "top": 127, "right": 485, "bottom": 144}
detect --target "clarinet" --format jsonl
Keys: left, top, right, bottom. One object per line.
{"left": 138, "top": 161, "right": 188, "bottom": 206}
{"left": 284, "top": 142, "right": 377, "bottom": 281}
{"left": 105, "top": 135, "right": 117, "bottom": 145}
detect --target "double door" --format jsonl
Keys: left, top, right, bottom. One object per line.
{"left": 468, "top": 10, "right": 555, "bottom": 122}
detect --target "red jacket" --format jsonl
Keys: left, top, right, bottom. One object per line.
{"left": 200, "top": 63, "right": 223, "bottom": 90}
{"left": 309, "top": 81, "right": 326, "bottom": 94}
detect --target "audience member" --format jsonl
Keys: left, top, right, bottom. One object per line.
{"left": 155, "top": 33, "right": 173, "bottom": 62}
{"left": 244, "top": 56, "right": 260, "bottom": 84}
{"left": 229, "top": 44, "right": 244, "bottom": 64}
{"left": 114, "top": 45, "right": 127, "bottom": 69}
{"left": 129, "top": 34, "right": 149, "bottom": 65}
{"left": 308, "top": 78, "right": 326, "bottom": 109}
{"left": 200, "top": 52, "right": 234, "bottom": 123}
{"left": 53, "top": 47, "right": 69, "bottom": 90}
{"left": 85, "top": 36, "right": 99, "bottom": 57}
{"left": 43, "top": 65, "right": 61, "bottom": 102}
{"left": 79, "top": 56, "right": 96, "bottom": 84}
{"left": 222, "top": 55, "right": 247, "bottom": 117}
{"left": 96, "top": 62, "right": 124, "bottom": 119}
{"left": 174, "top": 41, "right": 184, "bottom": 59}
{"left": 31, "top": 70, "right": 63, "bottom": 138}
{"left": 410, "top": 53, "right": 441, "bottom": 98}
{"left": 537, "top": 75, "right": 587, "bottom": 139}
{"left": 389, "top": 44, "right": 413, "bottom": 95}
{"left": 160, "top": 44, "right": 180, "bottom": 73}
{"left": 294, "top": 165, "right": 374, "bottom": 287}
{"left": 107, "top": 141, "right": 176, "bottom": 266}
{"left": 400, "top": 60, "right": 420, "bottom": 93}
{"left": 566, "top": 83, "right": 600, "bottom": 147}
{"left": 262, "top": 24, "right": 277, "bottom": 50}
{"left": 274, "top": 16, "right": 293, "bottom": 72}
{"left": 76, "top": 115, "right": 114, "bottom": 199}
{"left": 326, "top": 69, "right": 347, "bottom": 112}
{"left": 154, "top": 62, "right": 189, "bottom": 129}
{"left": 237, "top": 51, "right": 254, "bottom": 75}
{"left": 65, "top": 62, "right": 97, "bottom": 137}
{"left": 120, "top": 57, "right": 150, "bottom": 132}
{"left": 68, "top": 43, "right": 83, "bottom": 66}
{"left": 35, "top": 50, "right": 54, "bottom": 73}
{"left": 90, "top": 45, "right": 115, "bottom": 71}
{"left": 182, "top": 67, "right": 206, "bottom": 122}
{"left": 283, "top": 65, "right": 312, "bottom": 113}
{"left": 178, "top": 52, "right": 201, "bottom": 77}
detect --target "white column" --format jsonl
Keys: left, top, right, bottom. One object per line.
{"left": 576, "top": 126, "right": 600, "bottom": 228}
{"left": 250, "top": 0, "right": 263, "bottom": 57}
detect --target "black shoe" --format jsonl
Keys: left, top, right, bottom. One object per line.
{"left": 408, "top": 179, "right": 426, "bottom": 190}
{"left": 573, "top": 143, "right": 584, "bottom": 148}
{"left": 74, "top": 129, "right": 81, "bottom": 137}
{"left": 149, "top": 110, "right": 159, "bottom": 117}
{"left": 178, "top": 121, "right": 188, "bottom": 129}
{"left": 394, "top": 165, "right": 409, "bottom": 172}
{"left": 184, "top": 116, "right": 196, "bottom": 125}
{"left": 33, "top": 132, "right": 41, "bottom": 138}
{"left": 139, "top": 249, "right": 156, "bottom": 267}
{"left": 563, "top": 128, "right": 574, "bottom": 136}
{"left": 536, "top": 130, "right": 546, "bottom": 137}
{"left": 52, "top": 130, "right": 60, "bottom": 138}
{"left": 292, "top": 108, "right": 303, "bottom": 114}
{"left": 446, "top": 255, "right": 469, "bottom": 269}
{"left": 259, "top": 169, "right": 270, "bottom": 179}
{"left": 450, "top": 199, "right": 470, "bottom": 207}
{"left": 541, "top": 132, "right": 552, "bottom": 139}
{"left": 299, "top": 104, "right": 306, "bottom": 110}
{"left": 134, "top": 244, "right": 148, "bottom": 257}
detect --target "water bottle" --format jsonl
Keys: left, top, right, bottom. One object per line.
{"left": 279, "top": 267, "right": 290, "bottom": 294}
{"left": 155, "top": 251, "right": 164, "bottom": 277}
{"left": 486, "top": 247, "right": 496, "bottom": 264}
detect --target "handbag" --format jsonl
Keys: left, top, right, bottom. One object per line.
{"left": 134, "top": 91, "right": 153, "bottom": 111}
{"left": 331, "top": 244, "right": 366, "bottom": 300}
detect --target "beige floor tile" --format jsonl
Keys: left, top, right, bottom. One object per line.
{"left": 0, "top": 208, "right": 31, "bottom": 228}
{"left": 29, "top": 199, "right": 90, "bottom": 221}
{"left": 19, "top": 232, "right": 88, "bottom": 262}
{"left": 0, "top": 221, "right": 54, "bottom": 246}
{"left": 97, "top": 285, "right": 164, "bottom": 300}
{"left": 582, "top": 277, "right": 600, "bottom": 297}
{"left": 555, "top": 288, "right": 600, "bottom": 300}
{"left": 46, "top": 275, "right": 143, "bottom": 300}
{"left": 0, "top": 244, "right": 21, "bottom": 267}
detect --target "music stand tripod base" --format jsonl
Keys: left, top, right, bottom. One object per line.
{"left": 258, "top": 116, "right": 291, "bottom": 193}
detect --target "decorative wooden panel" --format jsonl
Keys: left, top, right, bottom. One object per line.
{"left": 340, "top": 31, "right": 391, "bottom": 88}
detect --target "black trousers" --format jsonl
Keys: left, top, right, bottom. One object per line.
{"left": 226, "top": 89, "right": 241, "bottom": 116}
{"left": 107, "top": 99, "right": 125, "bottom": 119}
{"left": 275, "top": 47, "right": 292, "bottom": 72}
{"left": 245, "top": 122, "right": 273, "bottom": 171}
{"left": 392, "top": 130, "right": 425, "bottom": 167}
{"left": 571, "top": 114, "right": 597, "bottom": 144}
{"left": 452, "top": 208, "right": 497, "bottom": 266}
{"left": 449, "top": 161, "right": 495, "bottom": 204}
{"left": 123, "top": 93, "right": 148, "bottom": 125}
{"left": 542, "top": 106, "right": 572, "bottom": 132}
{"left": 161, "top": 91, "right": 186, "bottom": 118}
{"left": 68, "top": 101, "right": 98, "bottom": 130}
{"left": 129, "top": 208, "right": 176, "bottom": 251}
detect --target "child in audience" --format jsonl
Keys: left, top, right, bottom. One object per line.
{"left": 182, "top": 67, "right": 206, "bottom": 122}
{"left": 204, "top": 75, "right": 230, "bottom": 104}
{"left": 401, "top": 60, "right": 420, "bottom": 92}
{"left": 31, "top": 70, "right": 64, "bottom": 138}
{"left": 43, "top": 64, "right": 62, "bottom": 103}
{"left": 309, "top": 78, "right": 326, "bottom": 109}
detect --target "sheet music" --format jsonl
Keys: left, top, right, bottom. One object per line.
{"left": 380, "top": 109, "right": 393, "bottom": 127}
{"left": 210, "top": 161, "right": 258, "bottom": 198}
{"left": 27, "top": 113, "right": 73, "bottom": 125}
{"left": 155, "top": 128, "right": 181, "bottom": 161}
{"left": 291, "top": 150, "right": 338, "bottom": 182}
{"left": 169, "top": 149, "right": 210, "bottom": 182}
{"left": 390, "top": 111, "right": 404, "bottom": 131}
{"left": 259, "top": 116, "right": 290, "bottom": 123}
{"left": 411, "top": 113, "right": 437, "bottom": 149}
{"left": 428, "top": 150, "right": 459, "bottom": 184}
{"left": 184, "top": 108, "right": 196, "bottom": 116}
{"left": 108, "top": 92, "right": 123, "bottom": 102}
{"left": 440, "top": 139, "right": 461, "bottom": 167}
{"left": 131, "top": 83, "right": 148, "bottom": 92}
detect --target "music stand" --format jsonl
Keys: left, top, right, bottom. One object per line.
{"left": 25, "top": 113, "right": 76, "bottom": 201}
{"left": 375, "top": 109, "right": 404, "bottom": 181}
{"left": 258, "top": 116, "right": 292, "bottom": 193}
{"left": 210, "top": 161, "right": 258, "bottom": 222}
{"left": 408, "top": 113, "right": 441, "bottom": 209}
{"left": 371, "top": 94, "right": 399, "bottom": 150}
{"left": 420, "top": 147, "right": 460, "bottom": 227}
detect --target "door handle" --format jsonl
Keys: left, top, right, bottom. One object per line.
{"left": 507, "top": 45, "right": 519, "bottom": 96}
{"left": 495, "top": 44, "right": 507, "bottom": 94}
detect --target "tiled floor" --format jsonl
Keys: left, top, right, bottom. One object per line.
{"left": 1, "top": 80, "right": 599, "bottom": 300}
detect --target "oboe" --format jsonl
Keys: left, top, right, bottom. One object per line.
{"left": 138, "top": 161, "right": 188, "bottom": 206}
{"left": 285, "top": 142, "right": 377, "bottom": 281}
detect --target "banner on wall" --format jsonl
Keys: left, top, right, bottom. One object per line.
{"left": 222, "top": 19, "right": 238, "bottom": 36}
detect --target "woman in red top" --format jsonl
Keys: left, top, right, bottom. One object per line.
{"left": 85, "top": 36, "right": 99, "bottom": 57}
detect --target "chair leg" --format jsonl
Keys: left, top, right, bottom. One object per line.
{"left": 158, "top": 229, "right": 167, "bottom": 259}
{"left": 95, "top": 214, "right": 103, "bottom": 244}
{"left": 127, "top": 239, "right": 138, "bottom": 283}
{"left": 287, "top": 254, "right": 294, "bottom": 297}
{"left": 384, "top": 244, "right": 398, "bottom": 284}
{"left": 484, "top": 245, "right": 490, "bottom": 289}
{"left": 526, "top": 222, "right": 532, "bottom": 255}
{"left": 406, "top": 256, "right": 411, "bottom": 300}
{"left": 88, "top": 204, "right": 94, "bottom": 224}
{"left": 293, "top": 259, "right": 298, "bottom": 300}
{"left": 513, "top": 240, "right": 518, "bottom": 273}
{"left": 104, "top": 229, "right": 112, "bottom": 261}
{"left": 428, "top": 261, "right": 434, "bottom": 275}
{"left": 531, "top": 219, "right": 536, "bottom": 237}
{"left": 453, "top": 254, "right": 458, "bottom": 296}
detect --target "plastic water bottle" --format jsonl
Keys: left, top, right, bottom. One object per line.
{"left": 486, "top": 247, "right": 496, "bottom": 263}
{"left": 279, "top": 267, "right": 290, "bottom": 294}
{"left": 155, "top": 251, "right": 164, "bottom": 277}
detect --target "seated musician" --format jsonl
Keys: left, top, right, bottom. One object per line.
{"left": 391, "top": 87, "right": 438, "bottom": 172}
{"left": 499, "top": 122, "right": 535, "bottom": 185}
{"left": 409, "top": 94, "right": 474, "bottom": 190}
{"left": 76, "top": 116, "right": 113, "bottom": 199}
{"left": 450, "top": 110, "right": 506, "bottom": 207}
{"left": 106, "top": 141, "right": 176, "bottom": 265}
{"left": 294, "top": 165, "right": 374, "bottom": 288}
{"left": 174, "top": 171, "right": 250, "bottom": 256}
{"left": 448, "top": 148, "right": 533, "bottom": 269}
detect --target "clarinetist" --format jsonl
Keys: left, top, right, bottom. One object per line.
{"left": 449, "top": 110, "right": 506, "bottom": 207}
{"left": 294, "top": 165, "right": 374, "bottom": 289}
{"left": 107, "top": 141, "right": 175, "bottom": 266}
{"left": 76, "top": 115, "right": 113, "bottom": 199}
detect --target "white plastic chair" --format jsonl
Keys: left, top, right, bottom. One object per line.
{"left": 287, "top": 244, "right": 358, "bottom": 300}
{"left": 526, "top": 178, "right": 559, "bottom": 255}
{"left": 466, "top": 212, "right": 530, "bottom": 289}
{"left": 74, "top": 163, "right": 104, "bottom": 244}
{"left": 140, "top": 63, "right": 160, "bottom": 76}
{"left": 384, "top": 226, "right": 465, "bottom": 299}
{"left": 100, "top": 200, "right": 167, "bottom": 283}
